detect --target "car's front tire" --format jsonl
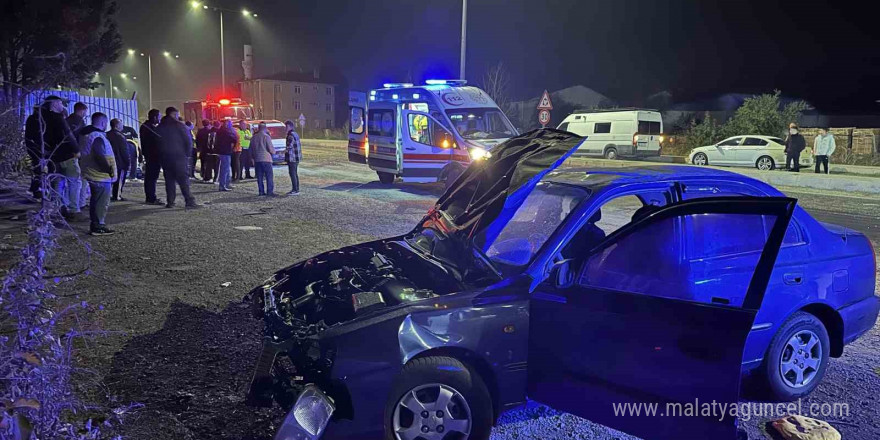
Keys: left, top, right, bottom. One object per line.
{"left": 603, "top": 147, "right": 618, "bottom": 160}
{"left": 756, "top": 155, "right": 775, "bottom": 171}
{"left": 692, "top": 152, "right": 708, "bottom": 166}
{"left": 761, "top": 312, "right": 830, "bottom": 401}
{"left": 385, "top": 356, "right": 493, "bottom": 440}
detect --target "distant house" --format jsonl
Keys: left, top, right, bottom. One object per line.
{"left": 508, "top": 85, "right": 615, "bottom": 130}
{"left": 240, "top": 69, "right": 348, "bottom": 130}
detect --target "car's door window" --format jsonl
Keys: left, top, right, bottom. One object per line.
{"left": 743, "top": 137, "right": 768, "bottom": 146}
{"left": 350, "top": 107, "right": 365, "bottom": 134}
{"left": 578, "top": 211, "right": 784, "bottom": 304}
{"left": 368, "top": 109, "right": 395, "bottom": 137}
{"left": 718, "top": 137, "right": 742, "bottom": 146}
{"left": 407, "top": 113, "right": 431, "bottom": 145}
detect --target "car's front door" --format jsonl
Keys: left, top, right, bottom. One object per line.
{"left": 527, "top": 197, "right": 796, "bottom": 440}
{"left": 400, "top": 110, "right": 465, "bottom": 183}
{"left": 710, "top": 137, "right": 743, "bottom": 164}
{"left": 737, "top": 137, "right": 768, "bottom": 165}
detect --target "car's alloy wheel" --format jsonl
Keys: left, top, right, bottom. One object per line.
{"left": 693, "top": 153, "right": 708, "bottom": 166}
{"left": 756, "top": 156, "right": 775, "bottom": 170}
{"left": 779, "top": 330, "right": 822, "bottom": 388}
{"left": 392, "top": 383, "right": 472, "bottom": 440}
{"left": 604, "top": 147, "right": 618, "bottom": 160}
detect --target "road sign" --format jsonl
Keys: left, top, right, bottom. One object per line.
{"left": 537, "top": 90, "right": 553, "bottom": 110}
{"left": 538, "top": 109, "right": 551, "bottom": 127}
{"left": 298, "top": 113, "right": 306, "bottom": 128}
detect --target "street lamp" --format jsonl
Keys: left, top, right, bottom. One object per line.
{"left": 120, "top": 73, "right": 127, "bottom": 79}
{"left": 460, "top": 0, "right": 467, "bottom": 79}
{"left": 127, "top": 49, "right": 135, "bottom": 55}
{"left": 192, "top": 2, "right": 258, "bottom": 94}
{"left": 127, "top": 50, "right": 180, "bottom": 109}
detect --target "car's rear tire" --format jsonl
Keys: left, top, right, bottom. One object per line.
{"left": 760, "top": 312, "right": 830, "bottom": 401}
{"left": 604, "top": 147, "right": 618, "bottom": 160}
{"left": 756, "top": 155, "right": 775, "bottom": 171}
{"left": 692, "top": 152, "right": 708, "bottom": 166}
{"left": 384, "top": 356, "right": 493, "bottom": 440}
{"left": 378, "top": 171, "right": 396, "bottom": 184}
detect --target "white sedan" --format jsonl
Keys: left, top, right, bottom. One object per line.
{"left": 687, "top": 135, "right": 813, "bottom": 171}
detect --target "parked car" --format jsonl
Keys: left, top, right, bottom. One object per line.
{"left": 557, "top": 109, "right": 663, "bottom": 159}
{"left": 245, "top": 130, "right": 878, "bottom": 440}
{"left": 687, "top": 135, "right": 813, "bottom": 170}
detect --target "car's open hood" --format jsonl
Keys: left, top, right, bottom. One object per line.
{"left": 421, "top": 129, "right": 585, "bottom": 243}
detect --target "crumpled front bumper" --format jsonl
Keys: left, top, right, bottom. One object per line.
{"left": 274, "top": 384, "right": 336, "bottom": 440}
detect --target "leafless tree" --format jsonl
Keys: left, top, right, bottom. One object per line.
{"left": 481, "top": 61, "right": 512, "bottom": 115}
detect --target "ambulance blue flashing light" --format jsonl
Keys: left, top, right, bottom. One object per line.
{"left": 392, "top": 94, "right": 399, "bottom": 100}
{"left": 413, "top": 93, "right": 420, "bottom": 99}
{"left": 383, "top": 83, "right": 414, "bottom": 89}
{"left": 425, "top": 79, "right": 468, "bottom": 86}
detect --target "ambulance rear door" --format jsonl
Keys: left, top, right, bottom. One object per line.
{"left": 348, "top": 91, "right": 367, "bottom": 164}
{"left": 399, "top": 110, "right": 465, "bottom": 183}
{"left": 366, "top": 104, "right": 401, "bottom": 177}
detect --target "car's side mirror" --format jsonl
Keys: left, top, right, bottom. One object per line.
{"left": 549, "top": 257, "right": 575, "bottom": 288}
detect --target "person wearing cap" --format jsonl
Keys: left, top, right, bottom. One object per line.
{"left": 78, "top": 112, "right": 117, "bottom": 235}
{"left": 783, "top": 123, "right": 806, "bottom": 172}
{"left": 158, "top": 107, "right": 198, "bottom": 208}
{"left": 813, "top": 127, "right": 836, "bottom": 174}
{"left": 24, "top": 96, "right": 80, "bottom": 214}
{"left": 139, "top": 109, "right": 164, "bottom": 205}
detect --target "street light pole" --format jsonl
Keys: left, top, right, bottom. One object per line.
{"left": 148, "top": 54, "right": 153, "bottom": 109}
{"left": 459, "top": 0, "right": 467, "bottom": 80}
{"left": 220, "top": 9, "right": 226, "bottom": 94}
{"left": 109, "top": 75, "right": 114, "bottom": 99}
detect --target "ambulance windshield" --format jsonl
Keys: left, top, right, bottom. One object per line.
{"left": 446, "top": 109, "right": 516, "bottom": 140}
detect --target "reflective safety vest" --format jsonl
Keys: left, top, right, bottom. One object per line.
{"left": 237, "top": 128, "right": 252, "bottom": 149}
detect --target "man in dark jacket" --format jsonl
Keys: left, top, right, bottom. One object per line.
{"left": 108, "top": 119, "right": 132, "bottom": 201}
{"left": 66, "top": 102, "right": 88, "bottom": 136}
{"left": 139, "top": 109, "right": 164, "bottom": 204}
{"left": 784, "top": 122, "right": 807, "bottom": 172}
{"left": 157, "top": 107, "right": 198, "bottom": 208}
{"left": 24, "top": 96, "right": 80, "bottom": 211}
{"left": 214, "top": 119, "right": 238, "bottom": 191}
{"left": 195, "top": 119, "right": 212, "bottom": 182}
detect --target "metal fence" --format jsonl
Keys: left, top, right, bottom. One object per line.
{"left": 23, "top": 90, "right": 139, "bottom": 129}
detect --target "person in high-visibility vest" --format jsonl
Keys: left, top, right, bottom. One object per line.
{"left": 237, "top": 120, "right": 254, "bottom": 179}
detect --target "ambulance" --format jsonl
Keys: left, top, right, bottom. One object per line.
{"left": 348, "top": 80, "right": 518, "bottom": 186}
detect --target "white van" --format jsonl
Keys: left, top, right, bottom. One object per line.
{"left": 557, "top": 109, "right": 664, "bottom": 159}
{"left": 348, "top": 80, "right": 518, "bottom": 185}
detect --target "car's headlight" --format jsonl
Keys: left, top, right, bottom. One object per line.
{"left": 469, "top": 147, "right": 491, "bottom": 161}
{"left": 275, "top": 385, "right": 335, "bottom": 440}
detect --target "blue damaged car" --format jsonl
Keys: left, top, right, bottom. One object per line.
{"left": 245, "top": 129, "right": 878, "bottom": 440}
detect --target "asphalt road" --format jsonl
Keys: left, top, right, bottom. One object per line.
{"left": 2, "top": 141, "right": 877, "bottom": 440}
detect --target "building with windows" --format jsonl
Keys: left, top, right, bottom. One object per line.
{"left": 240, "top": 69, "right": 347, "bottom": 131}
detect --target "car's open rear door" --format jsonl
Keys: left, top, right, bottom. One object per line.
{"left": 348, "top": 91, "right": 367, "bottom": 164}
{"left": 527, "top": 197, "right": 796, "bottom": 440}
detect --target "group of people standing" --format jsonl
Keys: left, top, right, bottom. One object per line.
{"left": 25, "top": 96, "right": 140, "bottom": 235}
{"left": 783, "top": 123, "right": 837, "bottom": 174}
{"left": 193, "top": 118, "right": 301, "bottom": 196}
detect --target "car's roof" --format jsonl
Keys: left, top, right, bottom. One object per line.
{"left": 545, "top": 165, "right": 782, "bottom": 194}
{"left": 725, "top": 134, "right": 782, "bottom": 140}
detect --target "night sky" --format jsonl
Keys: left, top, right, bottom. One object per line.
{"left": 108, "top": 0, "right": 880, "bottom": 112}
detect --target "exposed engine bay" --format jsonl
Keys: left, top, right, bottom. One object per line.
{"left": 257, "top": 240, "right": 463, "bottom": 341}
{"left": 247, "top": 239, "right": 464, "bottom": 409}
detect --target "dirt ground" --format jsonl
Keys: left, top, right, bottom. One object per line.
{"left": 1, "top": 141, "right": 878, "bottom": 440}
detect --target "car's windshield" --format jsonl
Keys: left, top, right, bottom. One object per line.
{"left": 474, "top": 182, "right": 591, "bottom": 271}
{"left": 218, "top": 105, "right": 254, "bottom": 120}
{"left": 446, "top": 108, "right": 516, "bottom": 140}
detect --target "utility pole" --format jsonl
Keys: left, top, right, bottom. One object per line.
{"left": 459, "top": 0, "right": 467, "bottom": 80}
{"left": 220, "top": 9, "right": 226, "bottom": 94}
{"left": 147, "top": 54, "right": 153, "bottom": 109}
{"left": 109, "top": 75, "right": 114, "bottom": 99}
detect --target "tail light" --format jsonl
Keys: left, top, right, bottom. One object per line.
{"left": 363, "top": 135, "right": 369, "bottom": 158}
{"left": 633, "top": 133, "right": 638, "bottom": 147}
